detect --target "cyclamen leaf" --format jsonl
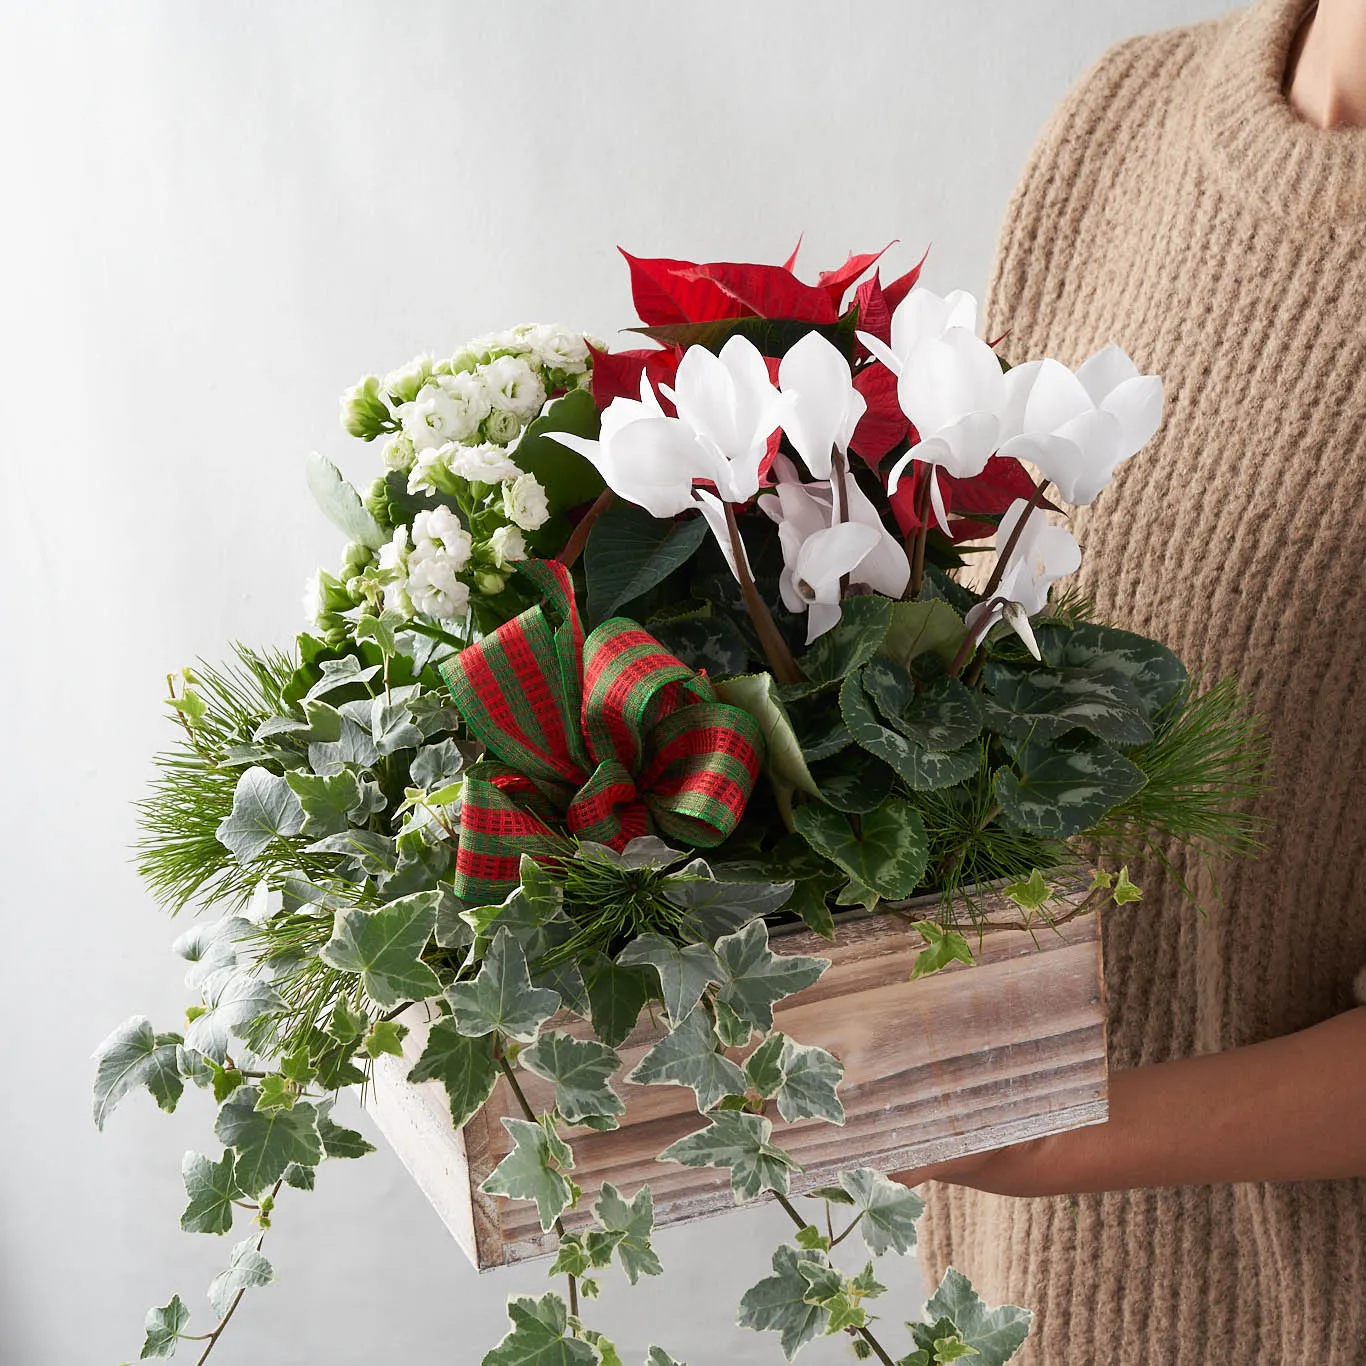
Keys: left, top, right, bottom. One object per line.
{"left": 880, "top": 598, "right": 967, "bottom": 669}
{"left": 995, "top": 732, "right": 1146, "bottom": 839}
{"left": 594, "top": 1182, "right": 663, "bottom": 1284}
{"left": 791, "top": 595, "right": 892, "bottom": 693}
{"left": 793, "top": 798, "right": 929, "bottom": 901}
{"left": 482, "top": 1292, "right": 600, "bottom": 1366}
{"left": 841, "top": 673, "right": 979, "bottom": 792}
{"left": 980, "top": 663, "right": 1152, "bottom": 746}
{"left": 771, "top": 1038, "right": 844, "bottom": 1125}
{"left": 207, "top": 1238, "right": 274, "bottom": 1318}
{"left": 214, "top": 1091, "right": 323, "bottom": 1196}
{"left": 584, "top": 500, "right": 709, "bottom": 624}
{"left": 406, "top": 1019, "right": 499, "bottom": 1130}
{"left": 319, "top": 891, "right": 442, "bottom": 1009}
{"left": 838, "top": 1167, "right": 925, "bottom": 1256}
{"left": 180, "top": 1150, "right": 239, "bottom": 1235}
{"left": 520, "top": 1033, "right": 625, "bottom": 1127}
{"left": 1036, "top": 619, "right": 1187, "bottom": 718}
{"left": 92, "top": 1017, "right": 183, "bottom": 1130}
{"left": 284, "top": 768, "right": 363, "bottom": 837}
{"left": 446, "top": 928, "right": 561, "bottom": 1043}
{"left": 658, "top": 1110, "right": 800, "bottom": 1203}
{"left": 861, "top": 659, "right": 981, "bottom": 751}
{"left": 615, "top": 933, "right": 722, "bottom": 1025}
{"left": 479, "top": 1117, "right": 578, "bottom": 1232}
{"left": 214, "top": 767, "right": 305, "bottom": 864}
{"left": 711, "top": 920, "right": 828, "bottom": 1047}
{"left": 140, "top": 1294, "right": 190, "bottom": 1360}
{"left": 737, "top": 1244, "right": 831, "bottom": 1360}
{"left": 922, "top": 1268, "right": 1032, "bottom": 1366}
{"left": 185, "top": 971, "right": 284, "bottom": 1063}
{"left": 627, "top": 1007, "right": 747, "bottom": 1112}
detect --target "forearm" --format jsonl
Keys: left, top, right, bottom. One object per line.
{"left": 903, "top": 1006, "right": 1366, "bottom": 1197}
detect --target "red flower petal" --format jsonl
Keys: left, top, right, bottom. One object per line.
{"left": 816, "top": 245, "right": 892, "bottom": 310}
{"left": 588, "top": 344, "right": 680, "bottom": 414}
{"left": 619, "top": 250, "right": 747, "bottom": 325}
{"left": 677, "top": 261, "right": 839, "bottom": 323}
{"left": 849, "top": 364, "right": 910, "bottom": 468}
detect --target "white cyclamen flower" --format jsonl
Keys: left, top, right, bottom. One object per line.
{"left": 777, "top": 330, "right": 867, "bottom": 485}
{"left": 992, "top": 497, "right": 1082, "bottom": 616}
{"left": 487, "top": 524, "right": 528, "bottom": 567}
{"left": 481, "top": 354, "right": 547, "bottom": 422}
{"left": 400, "top": 372, "right": 493, "bottom": 450}
{"left": 502, "top": 472, "right": 551, "bottom": 531}
{"left": 998, "top": 345, "right": 1163, "bottom": 505}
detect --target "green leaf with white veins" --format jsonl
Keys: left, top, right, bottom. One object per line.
{"left": 180, "top": 1151, "right": 240, "bottom": 1235}
{"left": 407, "top": 1019, "right": 499, "bottom": 1129}
{"left": 583, "top": 954, "right": 653, "bottom": 1048}
{"left": 317, "top": 1107, "right": 376, "bottom": 1159}
{"left": 308, "top": 716, "right": 381, "bottom": 775}
{"left": 480, "top": 1117, "right": 579, "bottom": 1232}
{"left": 658, "top": 1110, "right": 800, "bottom": 1202}
{"left": 862, "top": 659, "right": 982, "bottom": 751}
{"left": 743, "top": 1032, "right": 786, "bottom": 1098}
{"left": 838, "top": 1167, "right": 925, "bottom": 1256}
{"left": 208, "top": 1238, "right": 274, "bottom": 1318}
{"left": 841, "top": 673, "right": 979, "bottom": 791}
{"left": 980, "top": 663, "right": 1152, "bottom": 745}
{"left": 284, "top": 768, "right": 362, "bottom": 837}
{"left": 185, "top": 970, "right": 284, "bottom": 1063}
{"left": 615, "top": 933, "right": 722, "bottom": 1024}
{"left": 520, "top": 1033, "right": 625, "bottom": 1127}
{"left": 410, "top": 737, "right": 465, "bottom": 790}
{"left": 594, "top": 1181, "right": 663, "bottom": 1284}
{"left": 711, "top": 919, "right": 828, "bottom": 1047}
{"left": 446, "top": 928, "right": 561, "bottom": 1042}
{"left": 483, "top": 1292, "right": 600, "bottom": 1366}
{"left": 1035, "top": 619, "right": 1187, "bottom": 719}
{"left": 922, "top": 1268, "right": 1032, "bottom": 1366}
{"left": 214, "top": 1090, "right": 323, "bottom": 1196}
{"left": 214, "top": 767, "right": 305, "bottom": 864}
{"left": 737, "top": 1244, "right": 831, "bottom": 1359}
{"left": 319, "top": 892, "right": 441, "bottom": 1008}
{"left": 771, "top": 1038, "right": 844, "bottom": 1124}
{"left": 92, "top": 1017, "right": 184, "bottom": 1129}
{"left": 793, "top": 797, "right": 929, "bottom": 900}
{"left": 140, "top": 1294, "right": 190, "bottom": 1360}
{"left": 372, "top": 696, "right": 424, "bottom": 754}
{"left": 995, "top": 731, "right": 1146, "bottom": 839}
{"left": 627, "top": 1006, "right": 747, "bottom": 1111}
{"left": 645, "top": 1350, "right": 684, "bottom": 1366}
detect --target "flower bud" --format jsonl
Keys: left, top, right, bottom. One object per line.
{"left": 381, "top": 434, "right": 417, "bottom": 473}
{"left": 341, "top": 541, "right": 375, "bottom": 579}
{"left": 474, "top": 570, "right": 507, "bottom": 596}
{"left": 448, "top": 348, "right": 480, "bottom": 375}
{"left": 383, "top": 355, "right": 433, "bottom": 405}
{"left": 363, "top": 476, "right": 395, "bottom": 529}
{"left": 339, "top": 375, "right": 391, "bottom": 441}
{"left": 484, "top": 406, "right": 522, "bottom": 445}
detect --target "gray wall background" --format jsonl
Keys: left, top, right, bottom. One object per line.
{"left": 0, "top": 2, "right": 1229, "bottom": 1362}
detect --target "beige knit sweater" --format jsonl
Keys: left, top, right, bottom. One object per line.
{"left": 918, "top": 2, "right": 1366, "bottom": 1361}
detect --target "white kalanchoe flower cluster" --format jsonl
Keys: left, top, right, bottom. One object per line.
{"left": 379, "top": 505, "right": 474, "bottom": 623}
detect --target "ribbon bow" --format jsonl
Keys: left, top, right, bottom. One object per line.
{"left": 438, "top": 560, "right": 764, "bottom": 902}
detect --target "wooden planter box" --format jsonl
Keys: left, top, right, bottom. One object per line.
{"left": 363, "top": 877, "right": 1107, "bottom": 1271}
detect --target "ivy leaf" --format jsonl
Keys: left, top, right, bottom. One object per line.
{"left": 1002, "top": 868, "right": 1051, "bottom": 912}
{"left": 213, "top": 1091, "right": 323, "bottom": 1196}
{"left": 736, "top": 1244, "right": 831, "bottom": 1359}
{"left": 307, "top": 716, "right": 380, "bottom": 775}
{"left": 139, "top": 1294, "right": 190, "bottom": 1360}
{"left": 317, "top": 1108, "right": 376, "bottom": 1159}
{"left": 909, "top": 921, "right": 975, "bottom": 980}
{"left": 207, "top": 1238, "right": 274, "bottom": 1318}
{"left": 743, "top": 1032, "right": 786, "bottom": 1099}
{"left": 446, "top": 928, "right": 562, "bottom": 1043}
{"left": 479, "top": 1117, "right": 579, "bottom": 1232}
{"left": 995, "top": 731, "right": 1146, "bottom": 838}
{"left": 406, "top": 1019, "right": 499, "bottom": 1130}
{"left": 838, "top": 1167, "right": 925, "bottom": 1256}
{"left": 662, "top": 867, "right": 794, "bottom": 942}
{"left": 179, "top": 1151, "right": 239, "bottom": 1235}
{"left": 253, "top": 1074, "right": 297, "bottom": 1113}
{"left": 771, "top": 1038, "right": 844, "bottom": 1124}
{"left": 711, "top": 920, "right": 827, "bottom": 1047}
{"left": 615, "top": 933, "right": 722, "bottom": 1025}
{"left": 172, "top": 916, "right": 250, "bottom": 992}
{"left": 284, "top": 769, "right": 363, "bottom": 837}
{"left": 319, "top": 892, "right": 442, "bottom": 1009}
{"left": 645, "top": 1350, "right": 684, "bottom": 1366}
{"left": 372, "top": 696, "right": 425, "bottom": 755}
{"left": 796, "top": 1259, "right": 869, "bottom": 1332}
{"left": 92, "top": 1017, "right": 184, "bottom": 1129}
{"left": 1113, "top": 865, "right": 1143, "bottom": 903}
{"left": 482, "top": 1292, "right": 600, "bottom": 1366}
{"left": 361, "top": 1019, "right": 408, "bottom": 1060}
{"left": 593, "top": 1181, "right": 663, "bottom": 1284}
{"left": 922, "top": 1268, "right": 1032, "bottom": 1366}
{"left": 520, "top": 1033, "right": 625, "bottom": 1127}
{"left": 185, "top": 971, "right": 283, "bottom": 1063}
{"left": 793, "top": 797, "right": 929, "bottom": 901}
{"left": 583, "top": 954, "right": 653, "bottom": 1048}
{"left": 627, "top": 1007, "right": 747, "bottom": 1112}
{"left": 214, "top": 767, "right": 305, "bottom": 864}
{"left": 410, "top": 737, "right": 466, "bottom": 790}
{"left": 282, "top": 1162, "right": 316, "bottom": 1190}
{"left": 658, "top": 1110, "right": 800, "bottom": 1203}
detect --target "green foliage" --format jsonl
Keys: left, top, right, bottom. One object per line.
{"left": 92, "top": 1017, "right": 184, "bottom": 1129}
{"left": 793, "top": 797, "right": 930, "bottom": 899}
{"left": 615, "top": 934, "right": 722, "bottom": 1024}
{"left": 838, "top": 1167, "right": 926, "bottom": 1256}
{"left": 710, "top": 920, "right": 828, "bottom": 1047}
{"left": 995, "top": 732, "right": 1146, "bottom": 839}
{"left": 482, "top": 1293, "right": 600, "bottom": 1366}
{"left": 980, "top": 664, "right": 1152, "bottom": 746}
{"left": 917, "top": 1269, "right": 1032, "bottom": 1366}
{"left": 521, "top": 1033, "right": 625, "bottom": 1127}
{"left": 139, "top": 1295, "right": 190, "bottom": 1360}
{"left": 214, "top": 1090, "right": 323, "bottom": 1196}
{"left": 584, "top": 502, "right": 709, "bottom": 625}
{"left": 319, "top": 892, "right": 442, "bottom": 1008}
{"left": 208, "top": 1238, "right": 274, "bottom": 1318}
{"left": 591, "top": 1182, "right": 663, "bottom": 1285}
{"left": 407, "top": 1020, "right": 500, "bottom": 1129}
{"left": 480, "top": 1117, "right": 579, "bottom": 1232}
{"left": 180, "top": 1150, "right": 241, "bottom": 1235}
{"left": 627, "top": 1007, "right": 747, "bottom": 1111}
{"left": 737, "top": 1244, "right": 832, "bottom": 1359}
{"left": 447, "top": 929, "right": 562, "bottom": 1042}
{"left": 658, "top": 1110, "right": 800, "bottom": 1203}
{"left": 909, "top": 921, "right": 975, "bottom": 980}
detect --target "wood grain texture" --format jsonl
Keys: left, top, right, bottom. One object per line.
{"left": 362, "top": 879, "right": 1108, "bottom": 1270}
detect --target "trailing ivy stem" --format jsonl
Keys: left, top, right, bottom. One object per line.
{"left": 722, "top": 501, "right": 804, "bottom": 686}
{"left": 980, "top": 476, "right": 1052, "bottom": 601}
{"left": 557, "top": 488, "right": 616, "bottom": 569}
{"left": 496, "top": 1049, "right": 578, "bottom": 1319}
{"left": 909, "top": 463, "right": 935, "bottom": 598}
{"left": 194, "top": 1179, "right": 284, "bottom": 1365}
{"left": 770, "top": 1191, "right": 897, "bottom": 1366}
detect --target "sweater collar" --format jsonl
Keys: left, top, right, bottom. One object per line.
{"left": 1198, "top": 0, "right": 1366, "bottom": 223}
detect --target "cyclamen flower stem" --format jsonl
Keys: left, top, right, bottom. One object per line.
{"left": 980, "top": 477, "right": 1052, "bottom": 601}
{"left": 909, "top": 466, "right": 935, "bottom": 598}
{"left": 557, "top": 488, "right": 616, "bottom": 570}
{"left": 831, "top": 444, "right": 853, "bottom": 595}
{"left": 723, "top": 501, "right": 804, "bottom": 686}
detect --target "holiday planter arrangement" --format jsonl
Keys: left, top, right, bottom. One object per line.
{"left": 96, "top": 244, "right": 1266, "bottom": 1366}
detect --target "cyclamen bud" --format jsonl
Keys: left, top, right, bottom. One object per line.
{"left": 339, "top": 374, "right": 391, "bottom": 441}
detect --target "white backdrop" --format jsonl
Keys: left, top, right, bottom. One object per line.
{"left": 0, "top": 2, "right": 1228, "bottom": 1363}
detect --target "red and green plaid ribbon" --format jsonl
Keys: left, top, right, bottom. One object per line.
{"left": 437, "top": 560, "right": 764, "bottom": 902}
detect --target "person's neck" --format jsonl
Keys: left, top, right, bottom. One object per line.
{"left": 1286, "top": 0, "right": 1366, "bottom": 128}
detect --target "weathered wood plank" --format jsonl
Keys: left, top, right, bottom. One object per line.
{"left": 363, "top": 883, "right": 1108, "bottom": 1270}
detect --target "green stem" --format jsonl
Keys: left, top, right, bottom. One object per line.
{"left": 832, "top": 445, "right": 853, "bottom": 596}
{"left": 405, "top": 619, "right": 468, "bottom": 650}
{"left": 980, "top": 477, "right": 1051, "bottom": 601}
{"left": 909, "top": 464, "right": 934, "bottom": 599}
{"left": 194, "top": 1180, "right": 283, "bottom": 1365}
{"left": 723, "top": 501, "right": 803, "bottom": 686}
{"left": 557, "top": 488, "right": 615, "bottom": 570}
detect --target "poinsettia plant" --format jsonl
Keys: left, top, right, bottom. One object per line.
{"left": 97, "top": 246, "right": 1266, "bottom": 1365}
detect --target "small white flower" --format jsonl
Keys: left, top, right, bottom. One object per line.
{"left": 379, "top": 524, "right": 411, "bottom": 576}
{"left": 481, "top": 354, "right": 547, "bottom": 422}
{"left": 447, "top": 442, "right": 521, "bottom": 484}
{"left": 382, "top": 434, "right": 417, "bottom": 473}
{"left": 488, "top": 524, "right": 528, "bottom": 566}
{"left": 399, "top": 372, "right": 493, "bottom": 450}
{"left": 522, "top": 323, "right": 592, "bottom": 373}
{"left": 502, "top": 472, "right": 551, "bottom": 531}
{"left": 406, "top": 553, "right": 470, "bottom": 621}
{"left": 412, "top": 505, "right": 472, "bottom": 568}
{"left": 484, "top": 407, "right": 523, "bottom": 445}
{"left": 383, "top": 354, "right": 433, "bottom": 405}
